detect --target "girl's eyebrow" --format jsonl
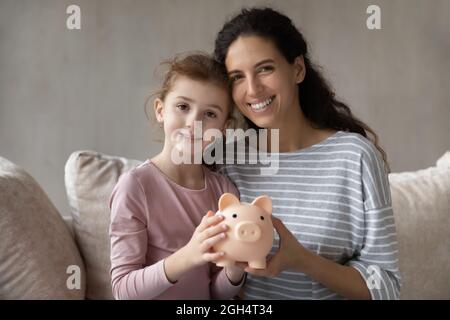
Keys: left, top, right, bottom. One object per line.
{"left": 175, "top": 96, "right": 223, "bottom": 113}
{"left": 228, "top": 59, "right": 275, "bottom": 76}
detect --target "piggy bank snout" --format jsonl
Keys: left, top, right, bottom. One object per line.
{"left": 234, "top": 221, "right": 262, "bottom": 242}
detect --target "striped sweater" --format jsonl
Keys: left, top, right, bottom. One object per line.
{"left": 218, "top": 131, "right": 401, "bottom": 300}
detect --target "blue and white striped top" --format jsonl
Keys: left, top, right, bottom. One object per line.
{"left": 218, "top": 131, "right": 401, "bottom": 300}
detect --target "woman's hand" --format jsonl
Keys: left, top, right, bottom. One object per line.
{"left": 244, "top": 217, "right": 305, "bottom": 277}
{"left": 243, "top": 217, "right": 372, "bottom": 299}
{"left": 183, "top": 210, "right": 229, "bottom": 268}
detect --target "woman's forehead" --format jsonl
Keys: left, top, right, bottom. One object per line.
{"left": 225, "top": 35, "right": 281, "bottom": 70}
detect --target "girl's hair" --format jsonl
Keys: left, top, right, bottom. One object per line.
{"left": 214, "top": 7, "right": 390, "bottom": 171}
{"left": 144, "top": 52, "right": 237, "bottom": 169}
{"left": 145, "top": 52, "right": 233, "bottom": 121}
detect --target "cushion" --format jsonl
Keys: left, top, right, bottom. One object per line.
{"left": 389, "top": 151, "right": 450, "bottom": 299}
{"left": 64, "top": 149, "right": 450, "bottom": 300}
{"left": 0, "top": 156, "right": 85, "bottom": 299}
{"left": 64, "top": 150, "right": 141, "bottom": 299}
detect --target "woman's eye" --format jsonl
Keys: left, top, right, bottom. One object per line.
{"left": 205, "top": 111, "right": 217, "bottom": 118}
{"left": 230, "top": 74, "right": 243, "bottom": 82}
{"left": 176, "top": 104, "right": 189, "bottom": 111}
{"left": 258, "top": 65, "right": 274, "bottom": 73}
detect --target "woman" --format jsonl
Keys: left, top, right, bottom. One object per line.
{"left": 213, "top": 7, "right": 401, "bottom": 299}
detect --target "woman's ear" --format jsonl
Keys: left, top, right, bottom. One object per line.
{"left": 154, "top": 98, "right": 164, "bottom": 123}
{"left": 294, "top": 55, "right": 306, "bottom": 84}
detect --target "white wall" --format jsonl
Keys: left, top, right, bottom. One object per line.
{"left": 1, "top": 0, "right": 449, "bottom": 216}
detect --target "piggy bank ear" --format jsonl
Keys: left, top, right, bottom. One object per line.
{"left": 251, "top": 195, "right": 272, "bottom": 215}
{"left": 219, "top": 193, "right": 240, "bottom": 211}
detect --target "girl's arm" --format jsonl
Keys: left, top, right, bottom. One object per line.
{"left": 163, "top": 212, "right": 228, "bottom": 282}
{"left": 110, "top": 172, "right": 227, "bottom": 299}
{"left": 110, "top": 172, "right": 172, "bottom": 300}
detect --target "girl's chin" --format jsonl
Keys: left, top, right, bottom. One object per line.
{"left": 171, "top": 142, "right": 205, "bottom": 164}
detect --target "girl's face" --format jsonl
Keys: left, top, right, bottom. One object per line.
{"left": 154, "top": 76, "right": 230, "bottom": 159}
{"left": 225, "top": 35, "right": 305, "bottom": 129}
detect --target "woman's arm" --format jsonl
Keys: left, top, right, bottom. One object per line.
{"left": 293, "top": 242, "right": 371, "bottom": 300}
{"left": 246, "top": 217, "right": 371, "bottom": 300}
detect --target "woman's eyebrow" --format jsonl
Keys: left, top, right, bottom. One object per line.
{"left": 228, "top": 59, "right": 275, "bottom": 75}
{"left": 254, "top": 59, "right": 275, "bottom": 68}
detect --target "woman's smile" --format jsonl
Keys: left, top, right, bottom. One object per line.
{"left": 247, "top": 95, "right": 276, "bottom": 112}
{"left": 225, "top": 35, "right": 303, "bottom": 129}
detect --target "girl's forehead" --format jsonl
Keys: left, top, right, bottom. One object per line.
{"left": 166, "top": 76, "right": 230, "bottom": 109}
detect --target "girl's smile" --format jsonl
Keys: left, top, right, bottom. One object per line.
{"left": 154, "top": 75, "right": 231, "bottom": 162}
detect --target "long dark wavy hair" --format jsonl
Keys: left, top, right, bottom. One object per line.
{"left": 214, "top": 7, "right": 389, "bottom": 171}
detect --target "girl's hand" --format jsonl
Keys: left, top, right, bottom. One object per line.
{"left": 182, "top": 210, "right": 228, "bottom": 268}
{"left": 245, "top": 217, "right": 305, "bottom": 277}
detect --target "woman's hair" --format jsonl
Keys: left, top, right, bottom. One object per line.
{"left": 214, "top": 7, "right": 390, "bottom": 171}
{"left": 145, "top": 52, "right": 234, "bottom": 122}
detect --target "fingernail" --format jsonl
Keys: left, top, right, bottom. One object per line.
{"left": 222, "top": 224, "right": 227, "bottom": 230}
{"left": 220, "top": 233, "right": 225, "bottom": 238}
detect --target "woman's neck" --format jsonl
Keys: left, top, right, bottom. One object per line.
{"left": 151, "top": 147, "right": 205, "bottom": 190}
{"left": 268, "top": 102, "right": 336, "bottom": 153}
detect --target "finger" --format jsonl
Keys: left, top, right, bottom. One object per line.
{"left": 200, "top": 223, "right": 228, "bottom": 242}
{"left": 271, "top": 217, "right": 290, "bottom": 236}
{"left": 200, "top": 231, "right": 226, "bottom": 251}
{"left": 198, "top": 214, "right": 225, "bottom": 232}
{"left": 202, "top": 251, "right": 225, "bottom": 263}
{"left": 197, "top": 211, "right": 216, "bottom": 232}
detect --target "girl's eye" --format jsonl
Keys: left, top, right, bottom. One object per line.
{"left": 205, "top": 111, "right": 217, "bottom": 119}
{"left": 176, "top": 104, "right": 189, "bottom": 111}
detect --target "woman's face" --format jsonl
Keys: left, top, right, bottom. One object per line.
{"left": 225, "top": 35, "right": 305, "bottom": 129}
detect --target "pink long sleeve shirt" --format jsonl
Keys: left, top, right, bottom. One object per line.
{"left": 109, "top": 160, "right": 243, "bottom": 300}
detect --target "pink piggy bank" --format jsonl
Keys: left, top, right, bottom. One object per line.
{"left": 213, "top": 193, "right": 274, "bottom": 269}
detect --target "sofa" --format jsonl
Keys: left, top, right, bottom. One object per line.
{"left": 1, "top": 150, "right": 449, "bottom": 299}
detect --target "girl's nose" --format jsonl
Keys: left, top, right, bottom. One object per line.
{"left": 186, "top": 112, "right": 203, "bottom": 128}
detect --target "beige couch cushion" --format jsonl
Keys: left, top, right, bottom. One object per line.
{"left": 389, "top": 151, "right": 450, "bottom": 299}
{"left": 64, "top": 150, "right": 450, "bottom": 300}
{"left": 64, "top": 150, "right": 141, "bottom": 300}
{"left": 0, "top": 156, "right": 85, "bottom": 299}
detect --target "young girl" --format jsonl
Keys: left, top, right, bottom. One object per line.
{"left": 109, "top": 53, "right": 245, "bottom": 300}
{"left": 214, "top": 7, "right": 401, "bottom": 299}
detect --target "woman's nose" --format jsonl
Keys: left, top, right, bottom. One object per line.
{"left": 246, "top": 76, "right": 263, "bottom": 97}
